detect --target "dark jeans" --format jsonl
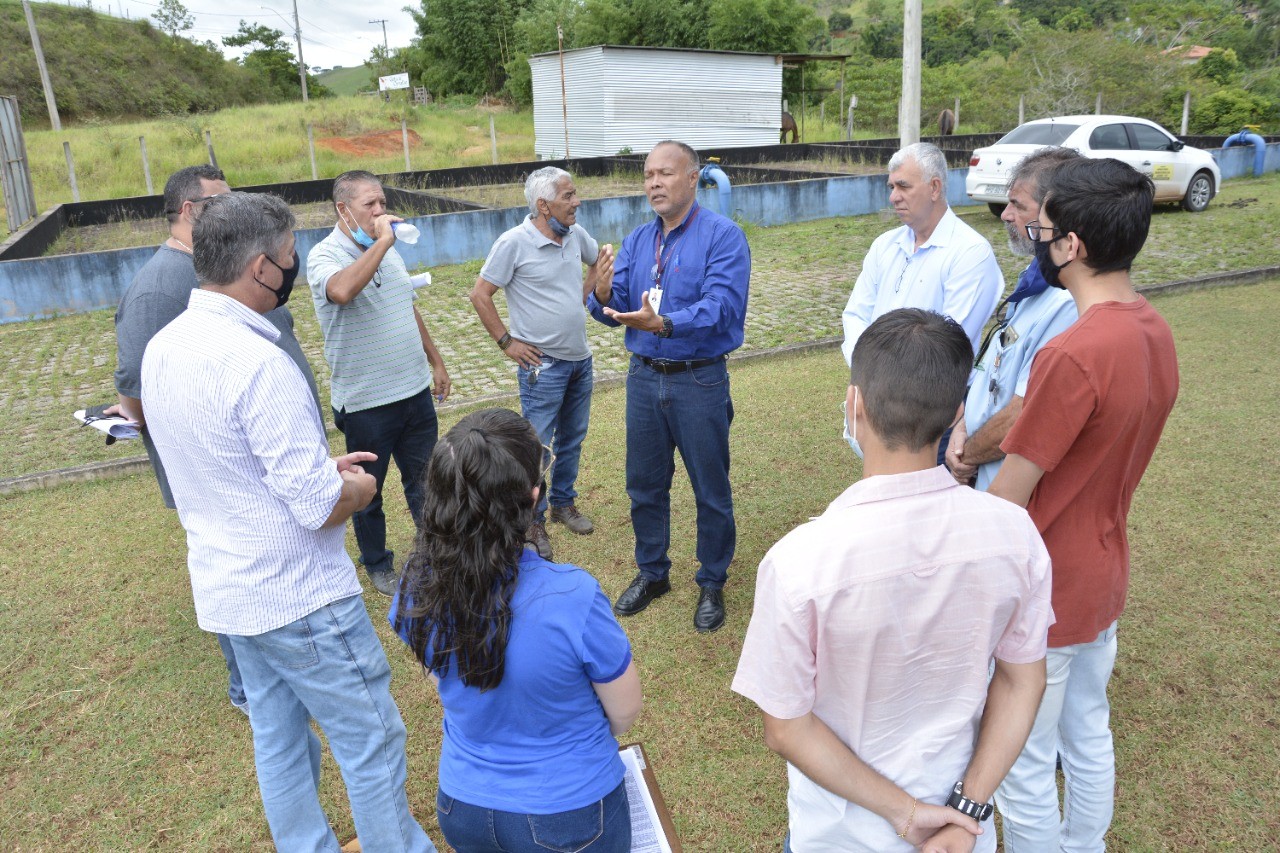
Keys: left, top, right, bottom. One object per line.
{"left": 333, "top": 387, "right": 439, "bottom": 575}
{"left": 624, "top": 355, "right": 735, "bottom": 589}
{"left": 436, "top": 781, "right": 629, "bottom": 853}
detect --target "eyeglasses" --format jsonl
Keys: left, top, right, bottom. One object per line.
{"left": 538, "top": 443, "right": 556, "bottom": 484}
{"left": 1025, "top": 222, "right": 1064, "bottom": 242}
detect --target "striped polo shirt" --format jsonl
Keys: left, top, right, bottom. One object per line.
{"left": 307, "top": 226, "right": 432, "bottom": 413}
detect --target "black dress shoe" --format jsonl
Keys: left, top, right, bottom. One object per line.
{"left": 613, "top": 573, "right": 671, "bottom": 616}
{"left": 694, "top": 587, "right": 725, "bottom": 633}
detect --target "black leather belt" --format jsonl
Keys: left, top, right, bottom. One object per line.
{"left": 637, "top": 355, "right": 726, "bottom": 374}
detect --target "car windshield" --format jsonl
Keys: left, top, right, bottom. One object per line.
{"left": 997, "top": 123, "right": 1080, "bottom": 146}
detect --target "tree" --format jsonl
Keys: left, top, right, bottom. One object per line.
{"left": 828, "top": 12, "right": 852, "bottom": 34}
{"left": 152, "top": 0, "right": 194, "bottom": 39}
{"left": 223, "top": 21, "right": 330, "bottom": 100}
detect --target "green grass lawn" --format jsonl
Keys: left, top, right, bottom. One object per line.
{"left": 1, "top": 280, "right": 1278, "bottom": 849}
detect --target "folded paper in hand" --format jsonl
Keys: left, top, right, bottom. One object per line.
{"left": 74, "top": 407, "right": 140, "bottom": 443}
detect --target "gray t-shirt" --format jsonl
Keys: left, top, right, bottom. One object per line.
{"left": 479, "top": 217, "right": 599, "bottom": 361}
{"left": 114, "top": 244, "right": 321, "bottom": 508}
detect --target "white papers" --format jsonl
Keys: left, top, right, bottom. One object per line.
{"left": 74, "top": 409, "right": 140, "bottom": 441}
{"left": 620, "top": 744, "right": 672, "bottom": 853}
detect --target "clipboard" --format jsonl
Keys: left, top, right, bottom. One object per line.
{"left": 619, "top": 742, "right": 682, "bottom": 852}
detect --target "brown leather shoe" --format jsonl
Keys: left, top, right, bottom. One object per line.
{"left": 550, "top": 504, "right": 594, "bottom": 535}
{"left": 526, "top": 521, "right": 553, "bottom": 560}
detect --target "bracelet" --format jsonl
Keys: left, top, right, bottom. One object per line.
{"left": 497, "top": 332, "right": 512, "bottom": 350}
{"left": 897, "top": 799, "right": 917, "bottom": 839}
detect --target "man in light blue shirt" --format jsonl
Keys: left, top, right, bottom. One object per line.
{"left": 841, "top": 142, "right": 1003, "bottom": 366}
{"left": 946, "top": 147, "right": 1082, "bottom": 490}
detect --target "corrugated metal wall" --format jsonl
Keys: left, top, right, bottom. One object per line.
{"left": 531, "top": 46, "right": 782, "bottom": 158}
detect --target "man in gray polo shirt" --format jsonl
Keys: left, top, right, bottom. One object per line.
{"left": 470, "top": 166, "right": 612, "bottom": 559}
{"left": 307, "top": 170, "right": 451, "bottom": 596}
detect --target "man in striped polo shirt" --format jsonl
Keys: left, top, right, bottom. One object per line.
{"left": 308, "top": 170, "right": 452, "bottom": 596}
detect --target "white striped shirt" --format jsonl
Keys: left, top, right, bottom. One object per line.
{"left": 141, "top": 288, "right": 361, "bottom": 636}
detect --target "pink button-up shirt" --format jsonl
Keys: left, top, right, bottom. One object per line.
{"left": 733, "top": 466, "right": 1053, "bottom": 852}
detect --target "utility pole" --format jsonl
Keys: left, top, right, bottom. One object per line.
{"left": 22, "top": 0, "right": 61, "bottom": 131}
{"left": 370, "top": 18, "right": 389, "bottom": 53}
{"left": 292, "top": 0, "right": 308, "bottom": 102}
{"left": 899, "top": 0, "right": 921, "bottom": 147}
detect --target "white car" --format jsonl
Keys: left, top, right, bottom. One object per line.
{"left": 966, "top": 115, "right": 1222, "bottom": 215}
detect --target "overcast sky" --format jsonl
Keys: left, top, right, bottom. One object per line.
{"left": 101, "top": 0, "right": 418, "bottom": 70}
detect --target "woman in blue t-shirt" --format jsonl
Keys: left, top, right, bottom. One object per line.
{"left": 391, "top": 408, "right": 642, "bottom": 853}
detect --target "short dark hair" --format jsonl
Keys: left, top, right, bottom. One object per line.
{"left": 1043, "top": 158, "right": 1154, "bottom": 274}
{"left": 1007, "top": 146, "right": 1082, "bottom": 203}
{"left": 163, "top": 165, "right": 225, "bottom": 224}
{"left": 652, "top": 140, "right": 700, "bottom": 174}
{"left": 849, "top": 309, "right": 973, "bottom": 452}
{"left": 192, "top": 192, "right": 295, "bottom": 286}
{"left": 332, "top": 170, "right": 381, "bottom": 206}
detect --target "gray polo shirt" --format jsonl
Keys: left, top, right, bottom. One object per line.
{"left": 479, "top": 216, "right": 599, "bottom": 361}
{"left": 307, "top": 226, "right": 432, "bottom": 413}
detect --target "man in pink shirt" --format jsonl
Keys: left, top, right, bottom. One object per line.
{"left": 733, "top": 308, "right": 1053, "bottom": 852}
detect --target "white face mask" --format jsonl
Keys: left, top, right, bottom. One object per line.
{"left": 842, "top": 388, "right": 864, "bottom": 459}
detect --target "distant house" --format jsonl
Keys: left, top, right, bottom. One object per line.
{"left": 528, "top": 45, "right": 784, "bottom": 158}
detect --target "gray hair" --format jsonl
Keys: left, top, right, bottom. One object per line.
{"left": 524, "top": 167, "right": 572, "bottom": 216}
{"left": 889, "top": 142, "right": 948, "bottom": 191}
{"left": 193, "top": 192, "right": 296, "bottom": 286}
{"left": 1007, "top": 146, "right": 1084, "bottom": 203}
{"left": 653, "top": 140, "right": 700, "bottom": 175}
{"left": 332, "top": 169, "right": 381, "bottom": 207}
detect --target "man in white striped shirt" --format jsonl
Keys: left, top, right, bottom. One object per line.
{"left": 142, "top": 193, "right": 434, "bottom": 853}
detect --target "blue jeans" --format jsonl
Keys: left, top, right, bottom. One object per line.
{"left": 624, "top": 356, "right": 735, "bottom": 589}
{"left": 228, "top": 595, "right": 434, "bottom": 853}
{"left": 519, "top": 355, "right": 594, "bottom": 521}
{"left": 214, "top": 632, "right": 246, "bottom": 708}
{"left": 333, "top": 387, "right": 439, "bottom": 574}
{"left": 436, "top": 780, "right": 629, "bottom": 853}
{"left": 996, "top": 622, "right": 1119, "bottom": 853}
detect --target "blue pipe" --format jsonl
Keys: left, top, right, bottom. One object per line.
{"left": 1223, "top": 130, "right": 1266, "bottom": 178}
{"left": 699, "top": 164, "right": 732, "bottom": 217}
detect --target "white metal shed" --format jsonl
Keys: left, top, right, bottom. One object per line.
{"left": 528, "top": 45, "right": 783, "bottom": 158}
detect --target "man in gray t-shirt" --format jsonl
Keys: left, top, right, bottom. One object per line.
{"left": 470, "top": 167, "right": 612, "bottom": 559}
{"left": 113, "top": 165, "right": 321, "bottom": 717}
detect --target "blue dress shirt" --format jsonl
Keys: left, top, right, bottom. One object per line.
{"left": 588, "top": 202, "right": 751, "bottom": 360}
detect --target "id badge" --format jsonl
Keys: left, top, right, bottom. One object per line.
{"left": 647, "top": 285, "right": 664, "bottom": 313}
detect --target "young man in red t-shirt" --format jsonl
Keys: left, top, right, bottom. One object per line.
{"left": 988, "top": 157, "right": 1179, "bottom": 852}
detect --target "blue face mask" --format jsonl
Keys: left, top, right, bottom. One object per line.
{"left": 340, "top": 206, "right": 376, "bottom": 249}
{"left": 842, "top": 389, "right": 864, "bottom": 459}
{"left": 547, "top": 215, "right": 572, "bottom": 237}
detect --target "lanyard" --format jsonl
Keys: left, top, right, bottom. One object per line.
{"left": 651, "top": 205, "right": 701, "bottom": 288}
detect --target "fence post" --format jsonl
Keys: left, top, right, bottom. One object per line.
{"left": 63, "top": 140, "right": 80, "bottom": 202}
{"left": 1095, "top": 92, "right": 1102, "bottom": 115}
{"left": 489, "top": 115, "right": 498, "bottom": 165}
{"left": 954, "top": 97, "right": 960, "bottom": 131}
{"left": 1181, "top": 91, "right": 1191, "bottom": 136}
{"left": 402, "top": 119, "right": 411, "bottom": 172}
{"left": 846, "top": 95, "right": 857, "bottom": 140}
{"left": 819, "top": 101, "right": 825, "bottom": 129}
{"left": 139, "top": 135, "right": 153, "bottom": 195}
{"left": 1018, "top": 94, "right": 1025, "bottom": 126}
{"left": 204, "top": 130, "right": 218, "bottom": 169}
{"left": 306, "top": 123, "right": 318, "bottom": 181}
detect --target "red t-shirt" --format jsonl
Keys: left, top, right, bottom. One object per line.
{"left": 1002, "top": 297, "right": 1178, "bottom": 647}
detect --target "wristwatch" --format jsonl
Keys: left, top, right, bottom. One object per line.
{"left": 656, "top": 316, "right": 674, "bottom": 338}
{"left": 946, "top": 781, "right": 993, "bottom": 821}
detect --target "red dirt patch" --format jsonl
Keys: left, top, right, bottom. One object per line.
{"left": 318, "top": 129, "right": 422, "bottom": 157}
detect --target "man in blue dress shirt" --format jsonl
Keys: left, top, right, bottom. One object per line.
{"left": 588, "top": 140, "right": 751, "bottom": 634}
{"left": 946, "top": 147, "right": 1082, "bottom": 489}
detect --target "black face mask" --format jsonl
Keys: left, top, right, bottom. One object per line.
{"left": 1033, "top": 238, "right": 1071, "bottom": 290}
{"left": 258, "top": 249, "right": 300, "bottom": 308}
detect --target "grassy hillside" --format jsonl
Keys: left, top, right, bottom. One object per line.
{"left": 0, "top": 2, "right": 265, "bottom": 127}
{"left": 318, "top": 65, "right": 377, "bottom": 97}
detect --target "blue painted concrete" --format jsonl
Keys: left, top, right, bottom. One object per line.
{"left": 4, "top": 147, "right": 1278, "bottom": 324}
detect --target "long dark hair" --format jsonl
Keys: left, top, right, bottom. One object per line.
{"left": 397, "top": 408, "right": 541, "bottom": 691}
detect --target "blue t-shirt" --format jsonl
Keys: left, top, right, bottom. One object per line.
{"left": 391, "top": 549, "right": 632, "bottom": 813}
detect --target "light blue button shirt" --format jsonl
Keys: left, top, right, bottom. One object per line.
{"left": 965, "top": 275, "right": 1078, "bottom": 491}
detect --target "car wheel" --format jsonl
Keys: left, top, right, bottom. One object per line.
{"left": 1181, "top": 171, "right": 1214, "bottom": 212}
{"left": 987, "top": 202, "right": 1006, "bottom": 217}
